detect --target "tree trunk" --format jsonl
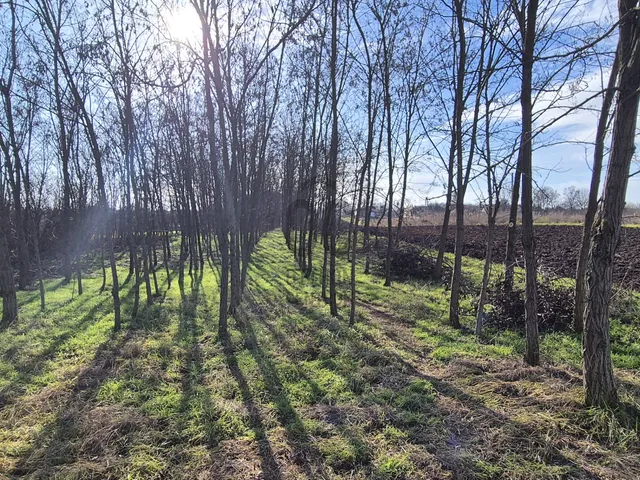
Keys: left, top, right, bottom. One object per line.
{"left": 364, "top": 117, "right": 383, "bottom": 275}
{"left": 476, "top": 215, "right": 496, "bottom": 337}
{"left": 383, "top": 95, "right": 394, "bottom": 288}
{"left": 449, "top": 194, "right": 464, "bottom": 329}
{"left": 476, "top": 95, "right": 498, "bottom": 338}
{"left": 76, "top": 258, "right": 83, "bottom": 296}
{"left": 100, "top": 237, "right": 107, "bottom": 293}
{"left": 327, "top": 0, "right": 339, "bottom": 316}
{"left": 584, "top": 2, "right": 639, "bottom": 407}
{"left": 0, "top": 223, "right": 17, "bottom": 328}
{"left": 435, "top": 140, "right": 455, "bottom": 280}
{"left": 504, "top": 166, "right": 522, "bottom": 291}
{"left": 574, "top": 52, "right": 619, "bottom": 333}
{"left": 519, "top": 0, "right": 540, "bottom": 367}
{"left": 108, "top": 227, "right": 121, "bottom": 331}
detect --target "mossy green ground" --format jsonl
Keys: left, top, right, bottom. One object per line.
{"left": 0, "top": 232, "right": 638, "bottom": 479}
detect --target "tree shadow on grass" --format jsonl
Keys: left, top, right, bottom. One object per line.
{"left": 358, "top": 323, "right": 602, "bottom": 477}
{"left": 5, "top": 271, "right": 174, "bottom": 477}
{"left": 246, "top": 246, "right": 600, "bottom": 478}
{"left": 128, "top": 274, "right": 172, "bottom": 331}
{"left": 9, "top": 329, "right": 135, "bottom": 478}
{"left": 2, "top": 262, "right": 174, "bottom": 392}
{"left": 180, "top": 261, "right": 285, "bottom": 479}
{"left": 228, "top": 301, "right": 328, "bottom": 479}
{"left": 176, "top": 268, "right": 220, "bottom": 446}
{"left": 244, "top": 290, "right": 327, "bottom": 400}
{"left": 221, "top": 328, "right": 284, "bottom": 479}
{"left": 214, "top": 253, "right": 333, "bottom": 478}
{"left": 19, "top": 278, "right": 67, "bottom": 305}
{"left": 0, "top": 292, "right": 120, "bottom": 406}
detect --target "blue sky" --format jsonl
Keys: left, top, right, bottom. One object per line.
{"left": 163, "top": 0, "right": 639, "bottom": 207}
{"left": 399, "top": 0, "right": 640, "bottom": 207}
{"left": 406, "top": 108, "right": 640, "bottom": 207}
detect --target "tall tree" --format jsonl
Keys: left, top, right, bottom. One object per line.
{"left": 1, "top": 0, "right": 31, "bottom": 290}
{"left": 583, "top": 0, "right": 640, "bottom": 407}
{"left": 574, "top": 53, "right": 619, "bottom": 333}
{"left": 513, "top": 0, "right": 540, "bottom": 366}
{"left": 327, "top": 0, "right": 340, "bottom": 315}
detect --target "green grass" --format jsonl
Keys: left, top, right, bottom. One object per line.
{"left": 0, "top": 231, "right": 638, "bottom": 479}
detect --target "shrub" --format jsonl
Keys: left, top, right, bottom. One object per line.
{"left": 375, "top": 243, "right": 450, "bottom": 282}
{"left": 487, "top": 280, "right": 574, "bottom": 332}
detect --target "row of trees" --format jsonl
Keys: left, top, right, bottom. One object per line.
{"left": 533, "top": 185, "right": 589, "bottom": 212}
{"left": 277, "top": 0, "right": 639, "bottom": 409}
{"left": 1, "top": 0, "right": 639, "bottom": 408}
{"left": 0, "top": 0, "right": 304, "bottom": 336}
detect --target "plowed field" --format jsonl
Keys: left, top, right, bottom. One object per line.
{"left": 373, "top": 224, "right": 640, "bottom": 289}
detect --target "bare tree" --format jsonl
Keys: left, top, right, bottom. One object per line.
{"left": 583, "top": 0, "right": 640, "bottom": 407}
{"left": 31, "top": 0, "right": 123, "bottom": 329}
{"left": 512, "top": 0, "right": 540, "bottom": 366}
{"left": 0, "top": 157, "right": 17, "bottom": 328}
{"left": 349, "top": 0, "right": 382, "bottom": 324}
{"left": 563, "top": 186, "right": 589, "bottom": 211}
{"left": 533, "top": 185, "right": 560, "bottom": 212}
{"left": 574, "top": 53, "right": 619, "bottom": 333}
{"left": 1, "top": 0, "right": 31, "bottom": 290}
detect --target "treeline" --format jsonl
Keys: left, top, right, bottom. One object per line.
{"left": 0, "top": 0, "right": 295, "bottom": 335}
{"left": 1, "top": 0, "right": 639, "bottom": 410}
{"left": 276, "top": 0, "right": 639, "bottom": 410}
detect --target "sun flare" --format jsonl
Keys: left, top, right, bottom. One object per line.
{"left": 166, "top": 6, "right": 201, "bottom": 43}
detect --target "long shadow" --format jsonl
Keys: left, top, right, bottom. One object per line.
{"left": 325, "top": 304, "right": 594, "bottom": 476}
{"left": 249, "top": 245, "right": 597, "bottom": 477}
{"left": 366, "top": 299, "right": 640, "bottom": 429}
{"left": 245, "top": 290, "right": 381, "bottom": 471}
{"left": 244, "top": 290, "right": 326, "bottom": 402}
{"left": 176, "top": 268, "right": 221, "bottom": 447}
{"left": 204, "top": 268, "right": 283, "bottom": 478}
{"left": 19, "top": 278, "right": 68, "bottom": 306}
{"left": 129, "top": 274, "right": 172, "bottom": 331}
{"left": 4, "top": 261, "right": 176, "bottom": 382}
{"left": 215, "top": 245, "right": 331, "bottom": 476}
{"left": 0, "top": 292, "right": 118, "bottom": 405}
{"left": 230, "top": 303, "right": 327, "bottom": 479}
{"left": 221, "top": 328, "right": 284, "bottom": 479}
{"left": 3, "top": 254, "right": 182, "bottom": 472}
{"left": 175, "top": 268, "right": 283, "bottom": 479}
{"left": 247, "top": 258, "right": 371, "bottom": 391}
{"left": 10, "top": 330, "right": 134, "bottom": 477}
{"left": 5, "top": 290, "right": 99, "bottom": 353}
{"left": 250, "top": 260, "right": 304, "bottom": 300}
{"left": 358, "top": 320, "right": 598, "bottom": 477}
{"left": 355, "top": 299, "right": 432, "bottom": 359}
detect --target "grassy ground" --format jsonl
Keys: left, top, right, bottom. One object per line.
{"left": 0, "top": 232, "right": 639, "bottom": 479}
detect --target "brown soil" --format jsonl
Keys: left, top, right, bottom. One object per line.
{"left": 373, "top": 224, "right": 640, "bottom": 289}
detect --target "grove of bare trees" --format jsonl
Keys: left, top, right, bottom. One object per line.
{"left": 1, "top": 0, "right": 637, "bottom": 410}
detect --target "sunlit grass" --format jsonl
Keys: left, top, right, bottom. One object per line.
{"left": 0, "top": 231, "right": 638, "bottom": 478}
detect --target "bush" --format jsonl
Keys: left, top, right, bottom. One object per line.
{"left": 375, "top": 243, "right": 449, "bottom": 282}
{"left": 488, "top": 280, "right": 574, "bottom": 333}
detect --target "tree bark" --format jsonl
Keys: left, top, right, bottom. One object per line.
{"left": 435, "top": 136, "right": 456, "bottom": 280}
{"left": 476, "top": 214, "right": 496, "bottom": 337}
{"left": 0, "top": 220, "right": 17, "bottom": 328}
{"left": 574, "top": 52, "right": 619, "bottom": 333}
{"left": 518, "top": 0, "right": 540, "bottom": 367}
{"left": 584, "top": 0, "right": 640, "bottom": 407}
{"left": 327, "top": 0, "right": 339, "bottom": 316}
{"left": 504, "top": 166, "right": 522, "bottom": 291}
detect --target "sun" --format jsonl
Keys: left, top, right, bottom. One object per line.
{"left": 165, "top": 5, "right": 202, "bottom": 44}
